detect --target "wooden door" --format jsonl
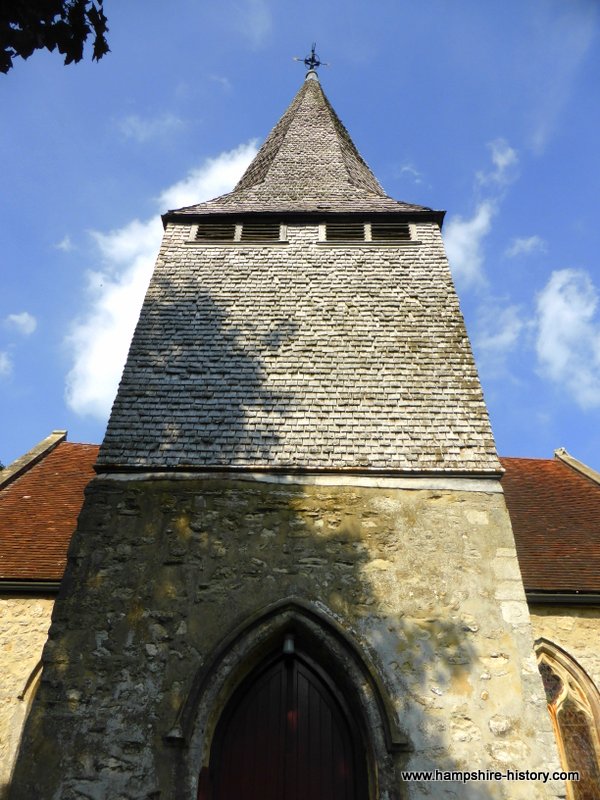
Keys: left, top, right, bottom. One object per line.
{"left": 206, "top": 652, "right": 367, "bottom": 800}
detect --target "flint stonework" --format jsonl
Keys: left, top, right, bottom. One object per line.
{"left": 11, "top": 477, "right": 562, "bottom": 799}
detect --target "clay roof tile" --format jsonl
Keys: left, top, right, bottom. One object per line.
{"left": 0, "top": 441, "right": 98, "bottom": 581}
{"left": 501, "top": 455, "right": 600, "bottom": 593}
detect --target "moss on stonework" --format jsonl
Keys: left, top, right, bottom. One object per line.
{"left": 8, "top": 477, "right": 562, "bottom": 800}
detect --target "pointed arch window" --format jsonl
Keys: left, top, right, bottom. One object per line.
{"left": 537, "top": 639, "right": 600, "bottom": 800}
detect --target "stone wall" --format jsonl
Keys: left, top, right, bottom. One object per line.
{"left": 530, "top": 605, "right": 600, "bottom": 690}
{"left": 0, "top": 595, "right": 54, "bottom": 799}
{"left": 10, "top": 476, "right": 564, "bottom": 799}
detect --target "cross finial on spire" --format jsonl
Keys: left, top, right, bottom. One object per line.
{"left": 293, "top": 43, "right": 328, "bottom": 75}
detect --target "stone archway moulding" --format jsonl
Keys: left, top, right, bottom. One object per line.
{"left": 167, "top": 598, "right": 410, "bottom": 800}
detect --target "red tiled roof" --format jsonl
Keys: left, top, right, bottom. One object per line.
{"left": 2, "top": 440, "right": 598, "bottom": 592}
{"left": 0, "top": 441, "right": 98, "bottom": 581}
{"left": 500, "top": 456, "right": 600, "bottom": 593}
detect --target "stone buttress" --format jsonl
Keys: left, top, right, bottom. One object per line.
{"left": 9, "top": 72, "right": 564, "bottom": 799}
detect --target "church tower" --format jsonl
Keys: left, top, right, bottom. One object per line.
{"left": 11, "top": 70, "right": 563, "bottom": 799}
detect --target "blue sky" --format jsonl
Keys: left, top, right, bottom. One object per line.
{"left": 2, "top": 0, "right": 600, "bottom": 470}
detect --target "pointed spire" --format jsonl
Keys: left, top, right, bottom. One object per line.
{"left": 169, "top": 78, "right": 435, "bottom": 217}
{"left": 233, "top": 74, "right": 385, "bottom": 197}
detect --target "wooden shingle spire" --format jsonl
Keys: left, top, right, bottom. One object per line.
{"left": 166, "top": 75, "right": 436, "bottom": 218}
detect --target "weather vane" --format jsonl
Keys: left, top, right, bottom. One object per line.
{"left": 293, "top": 43, "right": 329, "bottom": 73}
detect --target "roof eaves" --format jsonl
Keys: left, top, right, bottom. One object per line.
{"left": 0, "top": 430, "right": 67, "bottom": 491}
{"left": 0, "top": 579, "right": 61, "bottom": 594}
{"left": 94, "top": 463, "right": 503, "bottom": 478}
{"left": 162, "top": 207, "right": 446, "bottom": 228}
{"left": 526, "top": 590, "right": 600, "bottom": 606}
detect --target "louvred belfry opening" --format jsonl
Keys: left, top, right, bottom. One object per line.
{"left": 203, "top": 650, "right": 368, "bottom": 800}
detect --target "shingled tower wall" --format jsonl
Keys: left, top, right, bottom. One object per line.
{"left": 10, "top": 73, "right": 563, "bottom": 799}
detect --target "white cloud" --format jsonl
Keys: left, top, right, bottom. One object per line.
{"left": 528, "top": 5, "right": 597, "bottom": 153}
{"left": 64, "top": 142, "right": 258, "bottom": 419}
{"left": 235, "top": 0, "right": 272, "bottom": 48}
{"left": 90, "top": 218, "right": 162, "bottom": 266}
{"left": 445, "top": 139, "right": 518, "bottom": 288}
{"left": 64, "top": 225, "right": 159, "bottom": 419}
{"left": 444, "top": 201, "right": 495, "bottom": 287}
{"left": 209, "top": 74, "right": 232, "bottom": 91}
{"left": 505, "top": 235, "right": 547, "bottom": 258}
{"left": 159, "top": 142, "right": 258, "bottom": 210}
{"left": 476, "top": 139, "right": 518, "bottom": 188}
{"left": 0, "top": 352, "right": 11, "bottom": 376}
{"left": 396, "top": 164, "right": 423, "bottom": 184}
{"left": 474, "top": 303, "right": 524, "bottom": 377}
{"left": 55, "top": 235, "right": 74, "bottom": 252}
{"left": 118, "top": 113, "right": 185, "bottom": 143}
{"left": 535, "top": 268, "right": 600, "bottom": 408}
{"left": 477, "top": 304, "right": 524, "bottom": 354}
{"left": 5, "top": 312, "right": 37, "bottom": 335}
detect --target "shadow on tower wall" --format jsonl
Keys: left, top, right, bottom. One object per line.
{"left": 8, "top": 282, "right": 551, "bottom": 800}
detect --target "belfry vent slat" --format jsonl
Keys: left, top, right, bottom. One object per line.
{"left": 371, "top": 221, "right": 410, "bottom": 242}
{"left": 240, "top": 221, "right": 281, "bottom": 241}
{"left": 325, "top": 220, "right": 365, "bottom": 241}
{"left": 195, "top": 222, "right": 236, "bottom": 241}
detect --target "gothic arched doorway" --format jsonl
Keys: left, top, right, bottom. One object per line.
{"left": 202, "top": 640, "right": 368, "bottom": 800}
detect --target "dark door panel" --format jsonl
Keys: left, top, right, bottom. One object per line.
{"left": 207, "top": 651, "right": 366, "bottom": 800}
